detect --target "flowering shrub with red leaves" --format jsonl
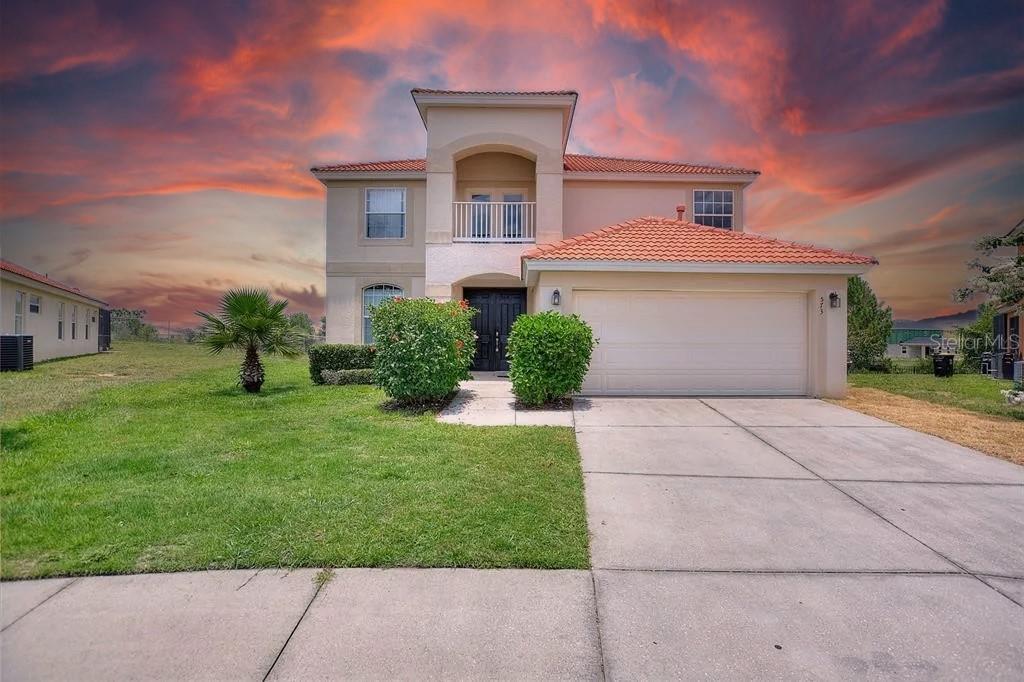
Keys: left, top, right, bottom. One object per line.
{"left": 370, "top": 297, "right": 477, "bottom": 403}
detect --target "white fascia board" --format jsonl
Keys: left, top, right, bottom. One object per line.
{"left": 522, "top": 258, "right": 873, "bottom": 284}
{"left": 1, "top": 271, "right": 108, "bottom": 307}
{"left": 312, "top": 171, "right": 427, "bottom": 184}
{"left": 564, "top": 172, "right": 760, "bottom": 184}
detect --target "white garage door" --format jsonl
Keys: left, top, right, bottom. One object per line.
{"left": 576, "top": 290, "right": 808, "bottom": 396}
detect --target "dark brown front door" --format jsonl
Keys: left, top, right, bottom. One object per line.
{"left": 464, "top": 288, "right": 526, "bottom": 372}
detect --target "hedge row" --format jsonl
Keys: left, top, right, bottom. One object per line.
{"left": 320, "top": 368, "right": 375, "bottom": 385}
{"left": 308, "top": 344, "right": 375, "bottom": 384}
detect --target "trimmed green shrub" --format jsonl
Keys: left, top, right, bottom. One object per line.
{"left": 320, "top": 368, "right": 375, "bottom": 385}
{"left": 370, "top": 298, "right": 476, "bottom": 404}
{"left": 507, "top": 312, "right": 595, "bottom": 406}
{"left": 308, "top": 344, "right": 375, "bottom": 384}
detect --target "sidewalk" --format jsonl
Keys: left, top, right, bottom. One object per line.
{"left": 2, "top": 568, "right": 601, "bottom": 681}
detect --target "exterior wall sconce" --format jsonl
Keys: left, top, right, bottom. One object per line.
{"left": 551, "top": 289, "right": 561, "bottom": 306}
{"left": 829, "top": 292, "right": 841, "bottom": 308}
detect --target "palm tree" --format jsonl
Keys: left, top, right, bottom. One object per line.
{"left": 196, "top": 288, "right": 303, "bottom": 393}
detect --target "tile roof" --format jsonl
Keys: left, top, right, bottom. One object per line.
{"left": 311, "top": 158, "right": 427, "bottom": 173}
{"left": 410, "top": 88, "right": 578, "bottom": 96}
{"left": 522, "top": 216, "right": 877, "bottom": 266}
{"left": 312, "top": 154, "right": 758, "bottom": 176}
{"left": 0, "top": 259, "right": 108, "bottom": 305}
{"left": 563, "top": 154, "right": 757, "bottom": 175}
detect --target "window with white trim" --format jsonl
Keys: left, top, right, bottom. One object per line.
{"left": 72, "top": 305, "right": 78, "bottom": 340}
{"left": 693, "top": 190, "right": 734, "bottom": 229}
{"left": 365, "top": 188, "right": 406, "bottom": 239}
{"left": 14, "top": 291, "right": 25, "bottom": 333}
{"left": 58, "top": 302, "right": 65, "bottom": 339}
{"left": 29, "top": 294, "right": 41, "bottom": 314}
{"left": 362, "top": 284, "right": 403, "bottom": 344}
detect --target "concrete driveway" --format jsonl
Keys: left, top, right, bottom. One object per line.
{"left": 4, "top": 398, "right": 1022, "bottom": 680}
{"left": 577, "top": 397, "right": 1024, "bottom": 679}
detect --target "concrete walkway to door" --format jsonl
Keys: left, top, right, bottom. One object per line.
{"left": 437, "top": 374, "right": 574, "bottom": 426}
{"left": 577, "top": 396, "right": 1024, "bottom": 679}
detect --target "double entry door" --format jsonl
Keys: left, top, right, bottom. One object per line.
{"left": 463, "top": 288, "right": 526, "bottom": 372}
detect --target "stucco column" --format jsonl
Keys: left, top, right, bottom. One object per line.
{"left": 810, "top": 278, "right": 849, "bottom": 398}
{"left": 534, "top": 164, "right": 563, "bottom": 246}
{"left": 424, "top": 168, "right": 454, "bottom": 300}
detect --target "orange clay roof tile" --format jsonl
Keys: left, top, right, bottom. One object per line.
{"left": 521, "top": 216, "right": 877, "bottom": 266}
{"left": 1, "top": 259, "right": 108, "bottom": 305}
{"left": 311, "top": 154, "right": 758, "bottom": 175}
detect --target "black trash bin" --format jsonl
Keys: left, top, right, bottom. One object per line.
{"left": 933, "top": 353, "right": 954, "bottom": 378}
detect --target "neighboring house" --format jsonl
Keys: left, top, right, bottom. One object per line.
{"left": 1, "top": 259, "right": 109, "bottom": 362}
{"left": 886, "top": 328, "right": 944, "bottom": 359}
{"left": 312, "top": 89, "right": 875, "bottom": 397}
{"left": 992, "top": 218, "right": 1023, "bottom": 377}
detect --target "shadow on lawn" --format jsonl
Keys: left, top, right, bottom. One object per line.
{"left": 208, "top": 384, "right": 301, "bottom": 398}
{"left": 1, "top": 424, "right": 33, "bottom": 453}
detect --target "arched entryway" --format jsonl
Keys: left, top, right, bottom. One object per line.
{"left": 456, "top": 273, "right": 527, "bottom": 372}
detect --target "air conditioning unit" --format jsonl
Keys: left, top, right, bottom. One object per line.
{"left": 1, "top": 335, "right": 34, "bottom": 371}
{"left": 1015, "top": 361, "right": 1023, "bottom": 384}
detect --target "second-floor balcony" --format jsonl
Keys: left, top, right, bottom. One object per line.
{"left": 452, "top": 201, "right": 536, "bottom": 243}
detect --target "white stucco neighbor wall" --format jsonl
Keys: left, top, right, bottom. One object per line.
{"left": 0, "top": 276, "right": 103, "bottom": 362}
{"left": 529, "top": 270, "right": 850, "bottom": 398}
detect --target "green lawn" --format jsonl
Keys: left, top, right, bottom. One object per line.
{"left": 849, "top": 372, "right": 1022, "bottom": 421}
{"left": 1, "top": 341, "right": 237, "bottom": 425}
{"left": 1, "top": 343, "right": 587, "bottom": 579}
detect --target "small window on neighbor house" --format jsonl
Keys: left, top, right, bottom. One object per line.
{"left": 14, "top": 291, "right": 25, "bottom": 334}
{"left": 58, "top": 302, "right": 65, "bottom": 339}
{"left": 29, "top": 295, "right": 41, "bottom": 314}
{"left": 901, "top": 345, "right": 907, "bottom": 354}
{"left": 365, "top": 188, "right": 406, "bottom": 239}
{"left": 693, "top": 190, "right": 734, "bottom": 229}
{"left": 362, "top": 284, "right": 403, "bottom": 344}
{"left": 72, "top": 305, "right": 78, "bottom": 340}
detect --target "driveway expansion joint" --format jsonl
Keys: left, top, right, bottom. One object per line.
{"left": 1, "top": 577, "right": 79, "bottom": 633}
{"left": 696, "top": 398, "right": 1024, "bottom": 607}
{"left": 587, "top": 570, "right": 609, "bottom": 682}
{"left": 261, "top": 573, "right": 328, "bottom": 681}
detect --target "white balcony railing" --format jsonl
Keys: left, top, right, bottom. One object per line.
{"left": 452, "top": 201, "right": 536, "bottom": 243}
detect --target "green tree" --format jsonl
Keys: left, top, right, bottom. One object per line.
{"left": 110, "top": 308, "right": 159, "bottom": 341}
{"left": 195, "top": 289, "right": 303, "bottom": 393}
{"left": 847, "top": 276, "right": 893, "bottom": 371}
{"left": 955, "top": 225, "right": 1024, "bottom": 307}
{"left": 288, "top": 312, "right": 315, "bottom": 335}
{"left": 955, "top": 303, "right": 996, "bottom": 372}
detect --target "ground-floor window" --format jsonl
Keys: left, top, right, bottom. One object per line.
{"left": 362, "top": 284, "right": 403, "bottom": 344}
{"left": 58, "top": 302, "right": 65, "bottom": 339}
{"left": 14, "top": 291, "right": 25, "bottom": 333}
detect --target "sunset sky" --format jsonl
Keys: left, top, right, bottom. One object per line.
{"left": 2, "top": 0, "right": 1022, "bottom": 328}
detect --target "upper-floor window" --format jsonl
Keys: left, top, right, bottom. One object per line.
{"left": 14, "top": 291, "right": 25, "bottom": 333}
{"left": 29, "top": 294, "right": 41, "bottom": 314}
{"left": 72, "top": 304, "right": 78, "bottom": 340}
{"left": 693, "top": 190, "right": 734, "bottom": 229}
{"left": 362, "top": 284, "right": 403, "bottom": 344}
{"left": 58, "top": 302, "right": 65, "bottom": 339}
{"left": 365, "top": 188, "right": 406, "bottom": 239}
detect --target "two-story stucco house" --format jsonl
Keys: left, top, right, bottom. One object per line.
{"left": 312, "top": 89, "right": 875, "bottom": 398}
